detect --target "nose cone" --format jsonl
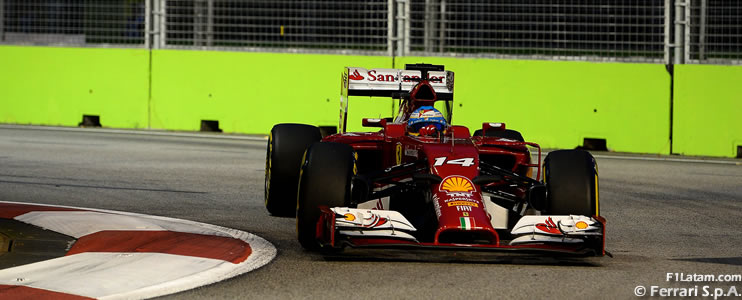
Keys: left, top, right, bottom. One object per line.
{"left": 432, "top": 175, "right": 499, "bottom": 245}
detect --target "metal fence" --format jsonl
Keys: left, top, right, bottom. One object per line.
{"left": 161, "top": 0, "right": 390, "bottom": 54}
{"left": 409, "top": 0, "right": 667, "bottom": 63}
{"left": 1, "top": 0, "right": 146, "bottom": 47}
{"left": 686, "top": 0, "right": 742, "bottom": 64}
{"left": 0, "top": 0, "right": 740, "bottom": 64}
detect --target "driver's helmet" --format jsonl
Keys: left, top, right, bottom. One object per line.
{"left": 408, "top": 106, "right": 447, "bottom": 135}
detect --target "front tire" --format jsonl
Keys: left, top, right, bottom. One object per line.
{"left": 296, "top": 142, "right": 355, "bottom": 250}
{"left": 265, "top": 124, "right": 322, "bottom": 217}
{"left": 543, "top": 150, "right": 599, "bottom": 216}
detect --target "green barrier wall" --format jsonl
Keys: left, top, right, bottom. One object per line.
{"left": 150, "top": 50, "right": 392, "bottom": 133}
{"left": 396, "top": 57, "right": 671, "bottom": 154}
{"left": 0, "top": 46, "right": 149, "bottom": 128}
{"left": 673, "top": 65, "right": 742, "bottom": 157}
{"left": 3, "top": 46, "right": 740, "bottom": 157}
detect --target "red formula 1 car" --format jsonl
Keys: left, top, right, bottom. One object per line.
{"left": 265, "top": 64, "right": 606, "bottom": 257}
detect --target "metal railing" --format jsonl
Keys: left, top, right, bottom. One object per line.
{"left": 0, "top": 0, "right": 739, "bottom": 64}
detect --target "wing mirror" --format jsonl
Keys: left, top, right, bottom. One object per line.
{"left": 362, "top": 118, "right": 387, "bottom": 128}
{"left": 482, "top": 122, "right": 506, "bottom": 136}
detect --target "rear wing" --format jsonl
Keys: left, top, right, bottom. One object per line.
{"left": 339, "top": 64, "right": 454, "bottom": 132}
{"left": 341, "top": 67, "right": 454, "bottom": 100}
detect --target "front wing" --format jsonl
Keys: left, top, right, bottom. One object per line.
{"left": 317, "top": 207, "right": 607, "bottom": 257}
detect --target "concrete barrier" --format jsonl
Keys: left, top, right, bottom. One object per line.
{"left": 150, "top": 49, "right": 393, "bottom": 133}
{"left": 673, "top": 64, "right": 742, "bottom": 158}
{"left": 396, "top": 57, "right": 671, "bottom": 154}
{"left": 4, "top": 45, "right": 740, "bottom": 157}
{"left": 0, "top": 46, "right": 149, "bottom": 128}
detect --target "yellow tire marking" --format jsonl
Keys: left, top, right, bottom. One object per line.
{"left": 595, "top": 174, "right": 600, "bottom": 216}
{"left": 296, "top": 149, "right": 308, "bottom": 238}
{"left": 594, "top": 159, "right": 600, "bottom": 216}
{"left": 265, "top": 133, "right": 273, "bottom": 207}
{"left": 395, "top": 144, "right": 402, "bottom": 165}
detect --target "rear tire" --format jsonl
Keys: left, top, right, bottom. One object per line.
{"left": 265, "top": 124, "right": 322, "bottom": 217}
{"left": 543, "top": 150, "right": 599, "bottom": 216}
{"left": 296, "top": 142, "right": 355, "bottom": 250}
{"left": 473, "top": 129, "right": 525, "bottom": 142}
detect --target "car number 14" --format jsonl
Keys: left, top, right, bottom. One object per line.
{"left": 433, "top": 157, "right": 475, "bottom": 167}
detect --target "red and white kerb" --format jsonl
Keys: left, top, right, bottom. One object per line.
{"left": 0, "top": 201, "right": 276, "bottom": 300}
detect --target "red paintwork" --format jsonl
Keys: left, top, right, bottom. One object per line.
{"left": 449, "top": 125, "right": 471, "bottom": 138}
{"left": 314, "top": 209, "right": 596, "bottom": 254}
{"left": 67, "top": 231, "right": 252, "bottom": 264}
{"left": 338, "top": 237, "right": 595, "bottom": 255}
{"left": 316, "top": 79, "right": 603, "bottom": 256}
{"left": 536, "top": 217, "right": 562, "bottom": 235}
{"left": 323, "top": 79, "right": 536, "bottom": 248}
{"left": 0, "top": 203, "right": 84, "bottom": 219}
{"left": 408, "top": 80, "right": 437, "bottom": 104}
{"left": 594, "top": 215, "right": 607, "bottom": 256}
{"left": 0, "top": 285, "right": 94, "bottom": 300}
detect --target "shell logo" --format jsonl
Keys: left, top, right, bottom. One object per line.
{"left": 439, "top": 176, "right": 474, "bottom": 193}
{"left": 344, "top": 213, "right": 356, "bottom": 221}
{"left": 575, "top": 221, "right": 588, "bottom": 229}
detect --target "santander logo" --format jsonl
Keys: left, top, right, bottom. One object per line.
{"left": 348, "top": 68, "right": 446, "bottom": 84}
{"left": 349, "top": 69, "right": 364, "bottom": 80}
{"left": 349, "top": 69, "right": 398, "bottom": 82}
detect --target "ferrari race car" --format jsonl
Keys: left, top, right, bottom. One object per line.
{"left": 265, "top": 64, "right": 606, "bottom": 257}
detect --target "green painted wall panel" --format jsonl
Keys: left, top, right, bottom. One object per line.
{"left": 395, "top": 57, "right": 672, "bottom": 154}
{"left": 674, "top": 64, "right": 742, "bottom": 157}
{"left": 150, "top": 50, "right": 392, "bottom": 134}
{"left": 0, "top": 46, "right": 149, "bottom": 128}
{"left": 5, "top": 46, "right": 739, "bottom": 157}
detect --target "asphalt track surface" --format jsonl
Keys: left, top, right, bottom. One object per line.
{"left": 1, "top": 125, "right": 741, "bottom": 299}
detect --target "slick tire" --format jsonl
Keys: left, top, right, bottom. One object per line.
{"left": 296, "top": 142, "right": 355, "bottom": 250}
{"left": 265, "top": 124, "right": 322, "bottom": 217}
{"left": 543, "top": 149, "right": 599, "bottom": 216}
{"left": 472, "top": 129, "right": 525, "bottom": 142}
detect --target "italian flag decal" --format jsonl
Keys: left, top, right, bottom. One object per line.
{"left": 460, "top": 217, "right": 475, "bottom": 230}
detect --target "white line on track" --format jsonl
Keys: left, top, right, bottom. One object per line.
{"left": 591, "top": 154, "right": 742, "bottom": 165}
{"left": 3, "top": 124, "right": 740, "bottom": 165}
{"left": 531, "top": 152, "right": 741, "bottom": 165}
{"left": 0, "top": 124, "right": 268, "bottom": 142}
